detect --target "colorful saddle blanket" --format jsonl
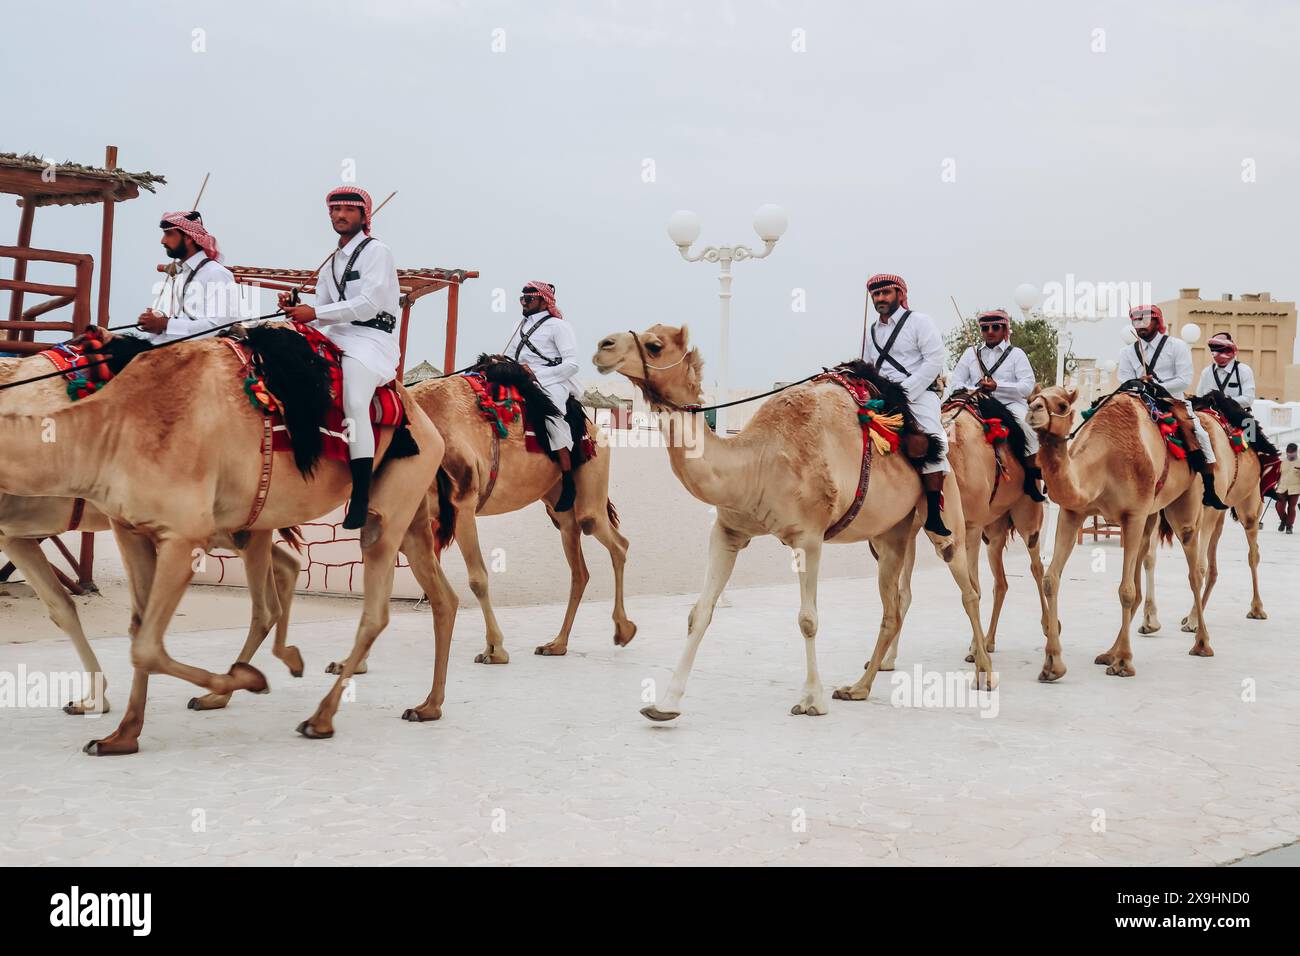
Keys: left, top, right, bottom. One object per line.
{"left": 462, "top": 371, "right": 597, "bottom": 459}
{"left": 38, "top": 333, "right": 115, "bottom": 400}
{"left": 1084, "top": 385, "right": 1188, "bottom": 461}
{"left": 229, "top": 321, "right": 405, "bottom": 465}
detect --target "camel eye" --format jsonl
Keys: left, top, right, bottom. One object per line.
{"left": 647, "top": 342, "right": 662, "bottom": 354}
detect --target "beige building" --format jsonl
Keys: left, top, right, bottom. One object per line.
{"left": 1158, "top": 289, "right": 1298, "bottom": 402}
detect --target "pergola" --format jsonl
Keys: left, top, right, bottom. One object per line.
{"left": 224, "top": 266, "right": 478, "bottom": 378}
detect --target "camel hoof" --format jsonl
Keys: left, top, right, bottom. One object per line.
{"left": 230, "top": 662, "right": 269, "bottom": 694}
{"left": 1189, "top": 645, "right": 1215, "bottom": 657}
{"left": 63, "top": 700, "right": 109, "bottom": 716}
{"left": 974, "top": 672, "right": 998, "bottom": 692}
{"left": 534, "top": 643, "right": 568, "bottom": 657}
{"left": 401, "top": 707, "right": 441, "bottom": 722}
{"left": 791, "top": 702, "right": 827, "bottom": 716}
{"left": 1181, "top": 621, "right": 1199, "bottom": 634}
{"left": 1138, "top": 623, "right": 1161, "bottom": 635}
{"left": 325, "top": 660, "right": 368, "bottom": 676}
{"left": 640, "top": 705, "right": 680, "bottom": 722}
{"left": 1105, "top": 662, "right": 1136, "bottom": 677}
{"left": 83, "top": 738, "right": 138, "bottom": 756}
{"left": 281, "top": 646, "right": 305, "bottom": 677}
{"left": 474, "top": 650, "right": 509, "bottom": 664}
{"left": 832, "top": 686, "right": 868, "bottom": 701}
{"left": 295, "top": 720, "right": 333, "bottom": 740}
{"left": 187, "top": 693, "right": 231, "bottom": 711}
{"left": 614, "top": 621, "right": 638, "bottom": 647}
{"left": 1247, "top": 609, "right": 1267, "bottom": 620}
{"left": 1094, "top": 653, "right": 1114, "bottom": 666}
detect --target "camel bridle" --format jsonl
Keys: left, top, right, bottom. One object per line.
{"left": 628, "top": 330, "right": 691, "bottom": 410}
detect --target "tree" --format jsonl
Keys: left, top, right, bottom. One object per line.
{"left": 943, "top": 314, "right": 1075, "bottom": 386}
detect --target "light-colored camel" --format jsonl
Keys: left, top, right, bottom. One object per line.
{"left": 1135, "top": 412, "right": 1265, "bottom": 635}
{"left": 593, "top": 325, "right": 991, "bottom": 720}
{"left": 407, "top": 374, "right": 635, "bottom": 663}
{"left": 877, "top": 393, "right": 1049, "bottom": 671}
{"left": 1027, "top": 384, "right": 1213, "bottom": 680}
{"left": 0, "top": 352, "right": 304, "bottom": 716}
{"left": 0, "top": 335, "right": 457, "bottom": 754}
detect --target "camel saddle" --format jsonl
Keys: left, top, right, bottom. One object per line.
{"left": 943, "top": 388, "right": 1033, "bottom": 503}
{"left": 462, "top": 354, "right": 596, "bottom": 464}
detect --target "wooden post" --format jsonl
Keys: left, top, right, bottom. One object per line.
{"left": 397, "top": 299, "right": 412, "bottom": 380}
{"left": 9, "top": 199, "right": 37, "bottom": 340}
{"left": 77, "top": 533, "right": 96, "bottom": 592}
{"left": 443, "top": 280, "right": 460, "bottom": 376}
{"left": 96, "top": 145, "right": 117, "bottom": 327}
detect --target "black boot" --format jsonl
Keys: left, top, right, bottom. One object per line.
{"left": 342, "top": 457, "right": 373, "bottom": 529}
{"left": 555, "top": 473, "right": 576, "bottom": 512}
{"left": 1188, "top": 449, "right": 1228, "bottom": 511}
{"left": 1023, "top": 465, "right": 1046, "bottom": 502}
{"left": 924, "top": 490, "right": 951, "bottom": 536}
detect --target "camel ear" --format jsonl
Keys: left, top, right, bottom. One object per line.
{"left": 1029, "top": 383, "right": 1042, "bottom": 399}
{"left": 1066, "top": 387, "right": 1078, "bottom": 405}
{"left": 676, "top": 325, "right": 690, "bottom": 347}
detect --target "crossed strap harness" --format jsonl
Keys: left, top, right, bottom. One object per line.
{"left": 331, "top": 237, "right": 396, "bottom": 333}
{"left": 512, "top": 314, "right": 564, "bottom": 367}
{"left": 974, "top": 343, "right": 1016, "bottom": 380}
{"left": 174, "top": 257, "right": 212, "bottom": 320}
{"left": 867, "top": 310, "right": 941, "bottom": 394}
{"left": 1212, "top": 361, "right": 1244, "bottom": 397}
{"left": 1134, "top": 334, "right": 1171, "bottom": 382}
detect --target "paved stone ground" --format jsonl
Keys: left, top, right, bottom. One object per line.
{"left": 1, "top": 524, "right": 1296, "bottom": 866}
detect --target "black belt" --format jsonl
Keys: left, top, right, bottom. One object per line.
{"left": 352, "top": 311, "right": 396, "bottom": 333}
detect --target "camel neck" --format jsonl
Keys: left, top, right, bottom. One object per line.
{"left": 1035, "top": 430, "right": 1094, "bottom": 511}
{"left": 659, "top": 407, "right": 744, "bottom": 508}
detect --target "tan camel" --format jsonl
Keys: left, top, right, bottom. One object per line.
{"left": 1027, "top": 384, "right": 1213, "bottom": 680}
{"left": 0, "top": 352, "right": 304, "bottom": 716}
{"left": 892, "top": 392, "right": 1049, "bottom": 668}
{"left": 1135, "top": 412, "right": 1266, "bottom": 635}
{"left": 593, "top": 325, "right": 991, "bottom": 720}
{"left": 0, "top": 334, "right": 457, "bottom": 754}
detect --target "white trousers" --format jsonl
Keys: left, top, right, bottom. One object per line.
{"left": 1184, "top": 399, "right": 1216, "bottom": 464}
{"left": 341, "top": 354, "right": 387, "bottom": 460}
{"left": 542, "top": 382, "right": 574, "bottom": 452}
{"left": 910, "top": 390, "right": 950, "bottom": 475}
{"left": 1004, "top": 401, "right": 1040, "bottom": 456}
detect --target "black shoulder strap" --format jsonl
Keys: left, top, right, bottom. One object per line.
{"left": 869, "top": 309, "right": 912, "bottom": 376}
{"left": 332, "top": 236, "right": 375, "bottom": 299}
{"left": 513, "top": 314, "right": 562, "bottom": 366}
{"left": 177, "top": 257, "right": 213, "bottom": 318}
{"left": 984, "top": 344, "right": 1014, "bottom": 378}
{"left": 1136, "top": 334, "right": 1170, "bottom": 380}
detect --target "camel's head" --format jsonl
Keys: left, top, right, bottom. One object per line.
{"left": 593, "top": 324, "right": 704, "bottom": 407}
{"left": 1027, "top": 384, "right": 1078, "bottom": 438}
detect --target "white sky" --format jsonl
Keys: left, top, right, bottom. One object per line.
{"left": 4, "top": 0, "right": 1299, "bottom": 386}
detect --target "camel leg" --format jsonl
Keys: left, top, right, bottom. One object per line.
{"left": 641, "top": 522, "right": 748, "bottom": 721}
{"left": 879, "top": 523, "right": 917, "bottom": 671}
{"left": 1093, "top": 514, "right": 1148, "bottom": 676}
{"left": 1181, "top": 510, "right": 1215, "bottom": 632}
{"left": 452, "top": 509, "right": 509, "bottom": 665}
{"left": 789, "top": 537, "right": 829, "bottom": 716}
{"left": 584, "top": 502, "right": 636, "bottom": 647}
{"left": 400, "top": 511, "right": 460, "bottom": 722}
{"left": 972, "top": 520, "right": 1009, "bottom": 659}
{"left": 188, "top": 530, "right": 277, "bottom": 712}
{"left": 534, "top": 512, "right": 589, "bottom": 657}
{"left": 1243, "top": 509, "right": 1267, "bottom": 619}
{"left": 1011, "top": 500, "right": 1052, "bottom": 641}
{"left": 0, "top": 535, "right": 109, "bottom": 715}
{"left": 1138, "top": 530, "right": 1162, "bottom": 634}
{"left": 1040, "top": 508, "right": 1088, "bottom": 682}
{"left": 1164, "top": 502, "right": 1213, "bottom": 657}
{"left": 943, "top": 523, "right": 994, "bottom": 689}
{"left": 835, "top": 518, "right": 910, "bottom": 700}
{"left": 269, "top": 542, "right": 305, "bottom": 675}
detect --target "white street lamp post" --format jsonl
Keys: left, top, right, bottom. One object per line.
{"left": 667, "top": 204, "right": 788, "bottom": 435}
{"left": 1013, "top": 282, "right": 1109, "bottom": 387}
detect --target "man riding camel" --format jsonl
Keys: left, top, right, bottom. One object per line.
{"left": 135, "top": 211, "right": 237, "bottom": 344}
{"left": 1118, "top": 304, "right": 1228, "bottom": 510}
{"left": 1196, "top": 331, "right": 1257, "bottom": 407}
{"left": 947, "top": 308, "right": 1046, "bottom": 501}
{"left": 859, "top": 273, "right": 951, "bottom": 536}
{"left": 279, "top": 186, "right": 401, "bottom": 529}
{"left": 503, "top": 281, "right": 581, "bottom": 512}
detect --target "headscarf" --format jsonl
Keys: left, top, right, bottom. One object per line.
{"left": 866, "top": 273, "right": 908, "bottom": 310}
{"left": 976, "top": 308, "right": 1012, "bottom": 341}
{"left": 1208, "top": 331, "right": 1237, "bottom": 366}
{"left": 159, "top": 211, "right": 223, "bottom": 263}
{"left": 1129, "top": 304, "right": 1166, "bottom": 334}
{"left": 523, "top": 280, "right": 563, "bottom": 320}
{"left": 325, "top": 186, "right": 373, "bottom": 234}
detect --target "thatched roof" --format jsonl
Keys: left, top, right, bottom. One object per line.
{"left": 403, "top": 360, "right": 442, "bottom": 385}
{"left": 0, "top": 152, "right": 166, "bottom": 207}
{"left": 581, "top": 388, "right": 628, "bottom": 410}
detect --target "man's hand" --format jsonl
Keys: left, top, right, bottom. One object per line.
{"left": 978, "top": 376, "right": 997, "bottom": 392}
{"left": 137, "top": 309, "right": 169, "bottom": 334}
{"left": 283, "top": 304, "right": 316, "bottom": 322}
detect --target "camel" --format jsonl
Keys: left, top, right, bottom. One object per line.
{"left": 0, "top": 349, "right": 304, "bottom": 716}
{"left": 401, "top": 369, "right": 635, "bottom": 664}
{"left": 905, "top": 391, "right": 1049, "bottom": 666}
{"left": 0, "top": 328, "right": 458, "bottom": 754}
{"left": 593, "top": 325, "right": 991, "bottom": 720}
{"left": 1027, "top": 383, "right": 1214, "bottom": 679}
{"left": 1135, "top": 408, "right": 1267, "bottom": 636}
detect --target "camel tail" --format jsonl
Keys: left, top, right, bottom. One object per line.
{"left": 606, "top": 498, "right": 620, "bottom": 529}
{"left": 1230, "top": 506, "right": 1240, "bottom": 524}
{"left": 1158, "top": 509, "right": 1174, "bottom": 547}
{"left": 432, "top": 467, "right": 458, "bottom": 556}
{"left": 278, "top": 526, "right": 304, "bottom": 553}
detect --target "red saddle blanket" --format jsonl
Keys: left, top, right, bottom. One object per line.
{"left": 38, "top": 334, "right": 114, "bottom": 400}
{"left": 462, "top": 371, "right": 596, "bottom": 458}
{"left": 228, "top": 322, "right": 405, "bottom": 464}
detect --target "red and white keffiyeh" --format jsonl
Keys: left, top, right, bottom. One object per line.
{"left": 1208, "top": 331, "right": 1237, "bottom": 366}
{"left": 159, "top": 211, "right": 223, "bottom": 263}
{"left": 523, "top": 280, "right": 563, "bottom": 320}
{"left": 977, "top": 308, "right": 1013, "bottom": 340}
{"left": 325, "top": 186, "right": 373, "bottom": 234}
{"left": 1129, "top": 304, "right": 1166, "bottom": 334}
{"left": 866, "top": 273, "right": 909, "bottom": 310}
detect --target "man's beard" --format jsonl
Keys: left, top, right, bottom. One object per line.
{"left": 164, "top": 243, "right": 187, "bottom": 260}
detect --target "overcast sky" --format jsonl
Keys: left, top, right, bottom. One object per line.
{"left": 5, "top": 0, "right": 1299, "bottom": 387}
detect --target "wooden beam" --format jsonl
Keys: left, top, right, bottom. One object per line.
{"left": 443, "top": 281, "right": 460, "bottom": 376}
{"left": 96, "top": 146, "right": 116, "bottom": 329}
{"left": 7, "top": 199, "right": 36, "bottom": 326}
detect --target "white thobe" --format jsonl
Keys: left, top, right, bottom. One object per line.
{"left": 141, "top": 252, "right": 237, "bottom": 344}
{"left": 1118, "top": 332, "right": 1214, "bottom": 463}
{"left": 503, "top": 311, "right": 580, "bottom": 451}
{"left": 948, "top": 340, "right": 1039, "bottom": 454}
{"left": 1196, "top": 360, "right": 1256, "bottom": 406}
{"left": 861, "top": 305, "right": 948, "bottom": 473}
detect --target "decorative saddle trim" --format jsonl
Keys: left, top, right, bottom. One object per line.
{"left": 815, "top": 369, "right": 905, "bottom": 541}
{"left": 943, "top": 395, "right": 1012, "bottom": 504}
{"left": 39, "top": 334, "right": 114, "bottom": 401}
